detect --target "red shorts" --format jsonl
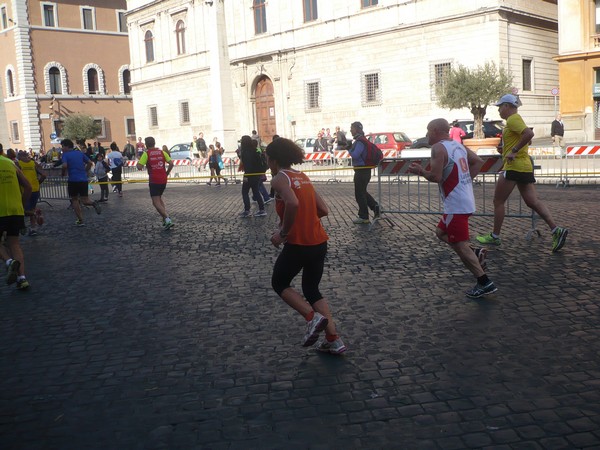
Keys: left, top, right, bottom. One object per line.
{"left": 437, "top": 213, "right": 471, "bottom": 243}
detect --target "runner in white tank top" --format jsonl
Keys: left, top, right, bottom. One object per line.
{"left": 439, "top": 140, "right": 476, "bottom": 215}
{"left": 408, "top": 118, "right": 497, "bottom": 299}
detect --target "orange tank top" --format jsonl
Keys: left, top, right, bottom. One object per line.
{"left": 275, "top": 169, "right": 328, "bottom": 246}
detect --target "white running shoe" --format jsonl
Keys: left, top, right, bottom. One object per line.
{"left": 302, "top": 312, "right": 328, "bottom": 347}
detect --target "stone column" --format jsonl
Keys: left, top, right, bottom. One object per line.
{"left": 207, "top": 0, "right": 236, "bottom": 154}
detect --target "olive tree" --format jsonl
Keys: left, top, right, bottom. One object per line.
{"left": 436, "top": 62, "right": 513, "bottom": 140}
{"left": 61, "top": 114, "right": 102, "bottom": 144}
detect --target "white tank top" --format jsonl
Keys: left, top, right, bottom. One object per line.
{"left": 439, "top": 140, "right": 476, "bottom": 214}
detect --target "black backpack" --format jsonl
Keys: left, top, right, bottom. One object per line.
{"left": 257, "top": 149, "right": 268, "bottom": 172}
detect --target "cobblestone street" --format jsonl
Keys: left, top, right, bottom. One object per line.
{"left": 1, "top": 180, "right": 599, "bottom": 449}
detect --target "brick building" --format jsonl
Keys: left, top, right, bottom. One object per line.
{"left": 0, "top": 0, "right": 133, "bottom": 154}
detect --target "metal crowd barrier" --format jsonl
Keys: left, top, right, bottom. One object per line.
{"left": 374, "top": 156, "right": 539, "bottom": 239}
{"left": 38, "top": 167, "right": 69, "bottom": 204}
{"left": 561, "top": 146, "right": 600, "bottom": 186}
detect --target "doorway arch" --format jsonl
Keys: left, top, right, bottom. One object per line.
{"left": 254, "top": 76, "right": 276, "bottom": 144}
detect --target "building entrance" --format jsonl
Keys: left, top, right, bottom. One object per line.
{"left": 255, "top": 76, "right": 276, "bottom": 145}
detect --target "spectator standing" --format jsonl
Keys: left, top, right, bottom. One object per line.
{"left": 196, "top": 132, "right": 208, "bottom": 158}
{"left": 334, "top": 126, "right": 348, "bottom": 150}
{"left": 449, "top": 121, "right": 466, "bottom": 143}
{"left": 551, "top": 114, "right": 565, "bottom": 151}
{"left": 238, "top": 135, "right": 266, "bottom": 217}
{"left": 0, "top": 152, "right": 32, "bottom": 290}
{"left": 136, "top": 136, "right": 174, "bottom": 230}
{"left": 266, "top": 138, "right": 346, "bottom": 354}
{"left": 250, "top": 130, "right": 261, "bottom": 146}
{"left": 349, "top": 121, "right": 380, "bottom": 224}
{"left": 60, "top": 139, "right": 101, "bottom": 226}
{"left": 123, "top": 140, "right": 135, "bottom": 160}
{"left": 107, "top": 142, "right": 124, "bottom": 197}
{"left": 408, "top": 119, "right": 496, "bottom": 298}
{"left": 47, "top": 146, "right": 61, "bottom": 165}
{"left": 135, "top": 137, "right": 146, "bottom": 159}
{"left": 252, "top": 139, "right": 272, "bottom": 203}
{"left": 476, "top": 94, "right": 568, "bottom": 252}
{"left": 93, "top": 152, "right": 111, "bottom": 202}
{"left": 190, "top": 136, "right": 198, "bottom": 159}
{"left": 325, "top": 128, "right": 334, "bottom": 151}
{"left": 206, "top": 144, "right": 219, "bottom": 186}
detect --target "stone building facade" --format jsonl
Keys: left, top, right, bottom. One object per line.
{"left": 0, "top": 0, "right": 133, "bottom": 154}
{"left": 126, "top": 0, "right": 558, "bottom": 152}
{"left": 556, "top": 0, "right": 600, "bottom": 141}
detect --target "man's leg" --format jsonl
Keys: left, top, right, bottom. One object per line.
{"left": 241, "top": 180, "right": 251, "bottom": 212}
{"left": 491, "top": 175, "right": 517, "bottom": 236}
{"left": 517, "top": 183, "right": 557, "bottom": 230}
{"left": 151, "top": 196, "right": 168, "bottom": 219}
{"left": 5, "top": 236, "right": 25, "bottom": 278}
{"left": 353, "top": 169, "right": 369, "bottom": 219}
{"left": 70, "top": 196, "right": 83, "bottom": 222}
{"left": 249, "top": 177, "right": 264, "bottom": 210}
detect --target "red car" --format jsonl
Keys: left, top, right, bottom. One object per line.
{"left": 365, "top": 132, "right": 412, "bottom": 153}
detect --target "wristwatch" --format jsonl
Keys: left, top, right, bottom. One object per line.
{"left": 279, "top": 230, "right": 288, "bottom": 238}
{"left": 511, "top": 147, "right": 519, "bottom": 154}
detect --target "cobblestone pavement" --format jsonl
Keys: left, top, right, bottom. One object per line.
{"left": 1, "top": 178, "right": 599, "bottom": 449}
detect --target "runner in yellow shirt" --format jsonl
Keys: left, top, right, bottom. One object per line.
{"left": 476, "top": 94, "right": 568, "bottom": 252}
{"left": 18, "top": 151, "right": 46, "bottom": 235}
{"left": 0, "top": 154, "right": 32, "bottom": 290}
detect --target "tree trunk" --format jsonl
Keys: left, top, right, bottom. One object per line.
{"left": 470, "top": 106, "right": 487, "bottom": 140}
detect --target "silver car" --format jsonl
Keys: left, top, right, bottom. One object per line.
{"left": 168, "top": 143, "right": 197, "bottom": 160}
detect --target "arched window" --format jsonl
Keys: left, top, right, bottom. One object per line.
{"left": 122, "top": 69, "right": 131, "bottom": 94}
{"left": 176, "top": 20, "right": 186, "bottom": 55}
{"left": 49, "top": 67, "right": 62, "bottom": 94}
{"left": 145, "top": 30, "right": 154, "bottom": 63}
{"left": 253, "top": 0, "right": 266, "bottom": 34}
{"left": 87, "top": 68, "right": 98, "bottom": 94}
{"left": 6, "top": 69, "right": 15, "bottom": 96}
{"left": 82, "top": 63, "right": 105, "bottom": 95}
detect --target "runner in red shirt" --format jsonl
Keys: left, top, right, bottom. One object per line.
{"left": 136, "top": 136, "right": 175, "bottom": 229}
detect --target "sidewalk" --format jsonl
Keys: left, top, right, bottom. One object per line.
{"left": 1, "top": 181, "right": 598, "bottom": 449}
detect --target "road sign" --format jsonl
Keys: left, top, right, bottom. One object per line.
{"left": 50, "top": 132, "right": 57, "bottom": 139}
{"left": 551, "top": 88, "right": 559, "bottom": 96}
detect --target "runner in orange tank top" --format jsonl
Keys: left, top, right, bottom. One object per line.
{"left": 267, "top": 138, "right": 346, "bottom": 355}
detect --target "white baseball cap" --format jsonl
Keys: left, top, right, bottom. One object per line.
{"left": 495, "top": 94, "right": 521, "bottom": 107}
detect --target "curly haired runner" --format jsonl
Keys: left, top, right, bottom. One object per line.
{"left": 266, "top": 138, "right": 346, "bottom": 354}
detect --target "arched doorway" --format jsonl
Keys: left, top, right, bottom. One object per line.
{"left": 255, "top": 76, "right": 276, "bottom": 144}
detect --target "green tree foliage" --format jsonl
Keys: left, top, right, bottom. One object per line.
{"left": 436, "top": 62, "right": 513, "bottom": 140}
{"left": 61, "top": 114, "right": 102, "bottom": 143}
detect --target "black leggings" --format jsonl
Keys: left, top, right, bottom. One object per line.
{"left": 272, "top": 242, "right": 327, "bottom": 305}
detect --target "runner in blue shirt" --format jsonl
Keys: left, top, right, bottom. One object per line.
{"left": 60, "top": 139, "right": 101, "bottom": 226}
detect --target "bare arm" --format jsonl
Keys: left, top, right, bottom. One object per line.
{"left": 16, "top": 168, "right": 32, "bottom": 205}
{"left": 270, "top": 174, "right": 299, "bottom": 247}
{"left": 166, "top": 159, "right": 174, "bottom": 177}
{"left": 408, "top": 143, "right": 446, "bottom": 183}
{"left": 466, "top": 148, "right": 484, "bottom": 179}
{"left": 315, "top": 189, "right": 328, "bottom": 218}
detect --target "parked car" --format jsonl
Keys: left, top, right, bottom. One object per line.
{"left": 409, "top": 136, "right": 431, "bottom": 149}
{"left": 294, "top": 137, "right": 317, "bottom": 153}
{"left": 365, "top": 132, "right": 412, "bottom": 152}
{"left": 456, "top": 119, "right": 504, "bottom": 139}
{"left": 410, "top": 119, "right": 504, "bottom": 149}
{"left": 169, "top": 143, "right": 196, "bottom": 160}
